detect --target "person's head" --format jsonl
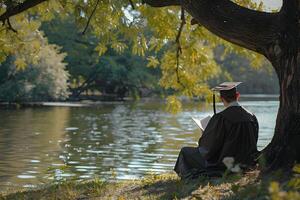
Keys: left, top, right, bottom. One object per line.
{"left": 212, "top": 82, "right": 242, "bottom": 113}
{"left": 220, "top": 88, "right": 240, "bottom": 106}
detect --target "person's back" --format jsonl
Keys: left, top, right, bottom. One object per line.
{"left": 198, "top": 105, "right": 259, "bottom": 168}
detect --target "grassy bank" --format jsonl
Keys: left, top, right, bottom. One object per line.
{"left": 1, "top": 170, "right": 299, "bottom": 200}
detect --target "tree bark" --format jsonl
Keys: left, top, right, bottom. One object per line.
{"left": 0, "top": 0, "right": 47, "bottom": 22}
{"left": 262, "top": 56, "right": 300, "bottom": 169}
{"left": 260, "top": 0, "right": 300, "bottom": 169}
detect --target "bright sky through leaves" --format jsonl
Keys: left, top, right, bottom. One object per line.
{"left": 255, "top": 0, "right": 282, "bottom": 10}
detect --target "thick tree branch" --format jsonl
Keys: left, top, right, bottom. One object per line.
{"left": 281, "top": 0, "right": 298, "bottom": 12}
{"left": 0, "top": 0, "right": 47, "bottom": 21}
{"left": 175, "top": 7, "right": 186, "bottom": 88}
{"left": 182, "top": 0, "right": 282, "bottom": 54}
{"left": 144, "top": 0, "right": 282, "bottom": 55}
{"left": 142, "top": 0, "right": 180, "bottom": 7}
{"left": 82, "top": 0, "right": 100, "bottom": 34}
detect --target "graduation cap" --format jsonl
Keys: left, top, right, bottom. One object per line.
{"left": 211, "top": 82, "right": 242, "bottom": 114}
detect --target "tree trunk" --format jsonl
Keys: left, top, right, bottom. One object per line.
{"left": 261, "top": 0, "right": 300, "bottom": 169}
{"left": 263, "top": 53, "right": 300, "bottom": 169}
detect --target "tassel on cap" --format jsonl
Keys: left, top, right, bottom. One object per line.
{"left": 213, "top": 92, "right": 216, "bottom": 115}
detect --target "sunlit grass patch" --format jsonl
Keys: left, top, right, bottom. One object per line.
{"left": 0, "top": 179, "right": 108, "bottom": 200}
{"left": 1, "top": 170, "right": 299, "bottom": 200}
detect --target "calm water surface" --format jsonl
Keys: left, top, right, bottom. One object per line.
{"left": 0, "top": 100, "right": 278, "bottom": 191}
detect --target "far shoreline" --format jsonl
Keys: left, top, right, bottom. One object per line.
{"left": 0, "top": 94, "right": 279, "bottom": 109}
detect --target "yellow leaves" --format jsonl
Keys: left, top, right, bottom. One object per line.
{"left": 149, "top": 37, "right": 163, "bottom": 52}
{"left": 111, "top": 42, "right": 127, "bottom": 53}
{"left": 293, "top": 164, "right": 300, "bottom": 174}
{"left": 269, "top": 181, "right": 300, "bottom": 200}
{"left": 141, "top": 36, "right": 148, "bottom": 51}
{"left": 31, "top": 40, "right": 41, "bottom": 52}
{"left": 95, "top": 44, "right": 107, "bottom": 56}
{"left": 192, "top": 85, "right": 211, "bottom": 98}
{"left": 14, "top": 58, "right": 27, "bottom": 70}
{"left": 147, "top": 56, "right": 160, "bottom": 68}
{"left": 269, "top": 182, "right": 281, "bottom": 200}
{"left": 288, "top": 177, "right": 300, "bottom": 190}
{"left": 132, "top": 35, "right": 148, "bottom": 56}
{"left": 166, "top": 95, "right": 182, "bottom": 114}
{"left": 249, "top": 53, "right": 265, "bottom": 69}
{"left": 158, "top": 40, "right": 220, "bottom": 101}
{"left": 138, "top": 5, "right": 179, "bottom": 39}
{"left": 132, "top": 43, "right": 142, "bottom": 56}
{"left": 190, "top": 49, "right": 198, "bottom": 64}
{"left": 0, "top": 54, "right": 6, "bottom": 64}
{"left": 0, "top": 12, "right": 45, "bottom": 69}
{"left": 232, "top": 0, "right": 263, "bottom": 10}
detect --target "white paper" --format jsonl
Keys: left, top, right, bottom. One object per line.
{"left": 192, "top": 115, "right": 211, "bottom": 131}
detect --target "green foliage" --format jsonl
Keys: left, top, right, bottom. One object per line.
{"left": 94, "top": 51, "right": 162, "bottom": 98}
{"left": 166, "top": 95, "right": 182, "bottom": 114}
{"left": 41, "top": 17, "right": 162, "bottom": 99}
{"left": 0, "top": 39, "right": 69, "bottom": 102}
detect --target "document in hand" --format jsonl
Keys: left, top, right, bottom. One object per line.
{"left": 192, "top": 116, "right": 211, "bottom": 131}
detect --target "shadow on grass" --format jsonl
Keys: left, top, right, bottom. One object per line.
{"left": 144, "top": 180, "right": 201, "bottom": 199}
{"left": 129, "top": 175, "right": 216, "bottom": 199}
{"left": 132, "top": 171, "right": 261, "bottom": 199}
{"left": 224, "top": 170, "right": 296, "bottom": 200}
{"left": 224, "top": 181, "right": 269, "bottom": 200}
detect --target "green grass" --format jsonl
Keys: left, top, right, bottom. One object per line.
{"left": 1, "top": 170, "right": 299, "bottom": 200}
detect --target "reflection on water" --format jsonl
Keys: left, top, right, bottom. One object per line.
{"left": 0, "top": 100, "right": 278, "bottom": 191}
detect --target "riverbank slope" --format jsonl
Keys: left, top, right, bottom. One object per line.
{"left": 1, "top": 170, "right": 299, "bottom": 200}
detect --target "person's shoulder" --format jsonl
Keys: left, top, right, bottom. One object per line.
{"left": 208, "top": 112, "right": 226, "bottom": 124}
{"left": 240, "top": 106, "right": 255, "bottom": 116}
{"left": 220, "top": 105, "right": 254, "bottom": 115}
{"left": 219, "top": 106, "right": 256, "bottom": 123}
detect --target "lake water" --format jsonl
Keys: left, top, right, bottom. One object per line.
{"left": 0, "top": 99, "right": 278, "bottom": 191}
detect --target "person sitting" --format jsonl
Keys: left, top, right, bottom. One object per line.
{"left": 174, "top": 82, "right": 259, "bottom": 179}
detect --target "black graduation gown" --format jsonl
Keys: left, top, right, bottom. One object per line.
{"left": 174, "top": 106, "right": 259, "bottom": 179}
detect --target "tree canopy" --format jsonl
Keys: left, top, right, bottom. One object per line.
{"left": 0, "top": 0, "right": 267, "bottom": 106}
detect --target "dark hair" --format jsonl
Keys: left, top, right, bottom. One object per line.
{"left": 220, "top": 88, "right": 237, "bottom": 103}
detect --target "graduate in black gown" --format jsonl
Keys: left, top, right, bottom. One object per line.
{"left": 174, "top": 82, "right": 259, "bottom": 179}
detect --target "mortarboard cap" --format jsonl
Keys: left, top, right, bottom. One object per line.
{"left": 211, "top": 82, "right": 242, "bottom": 115}
{"left": 212, "top": 82, "right": 242, "bottom": 91}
